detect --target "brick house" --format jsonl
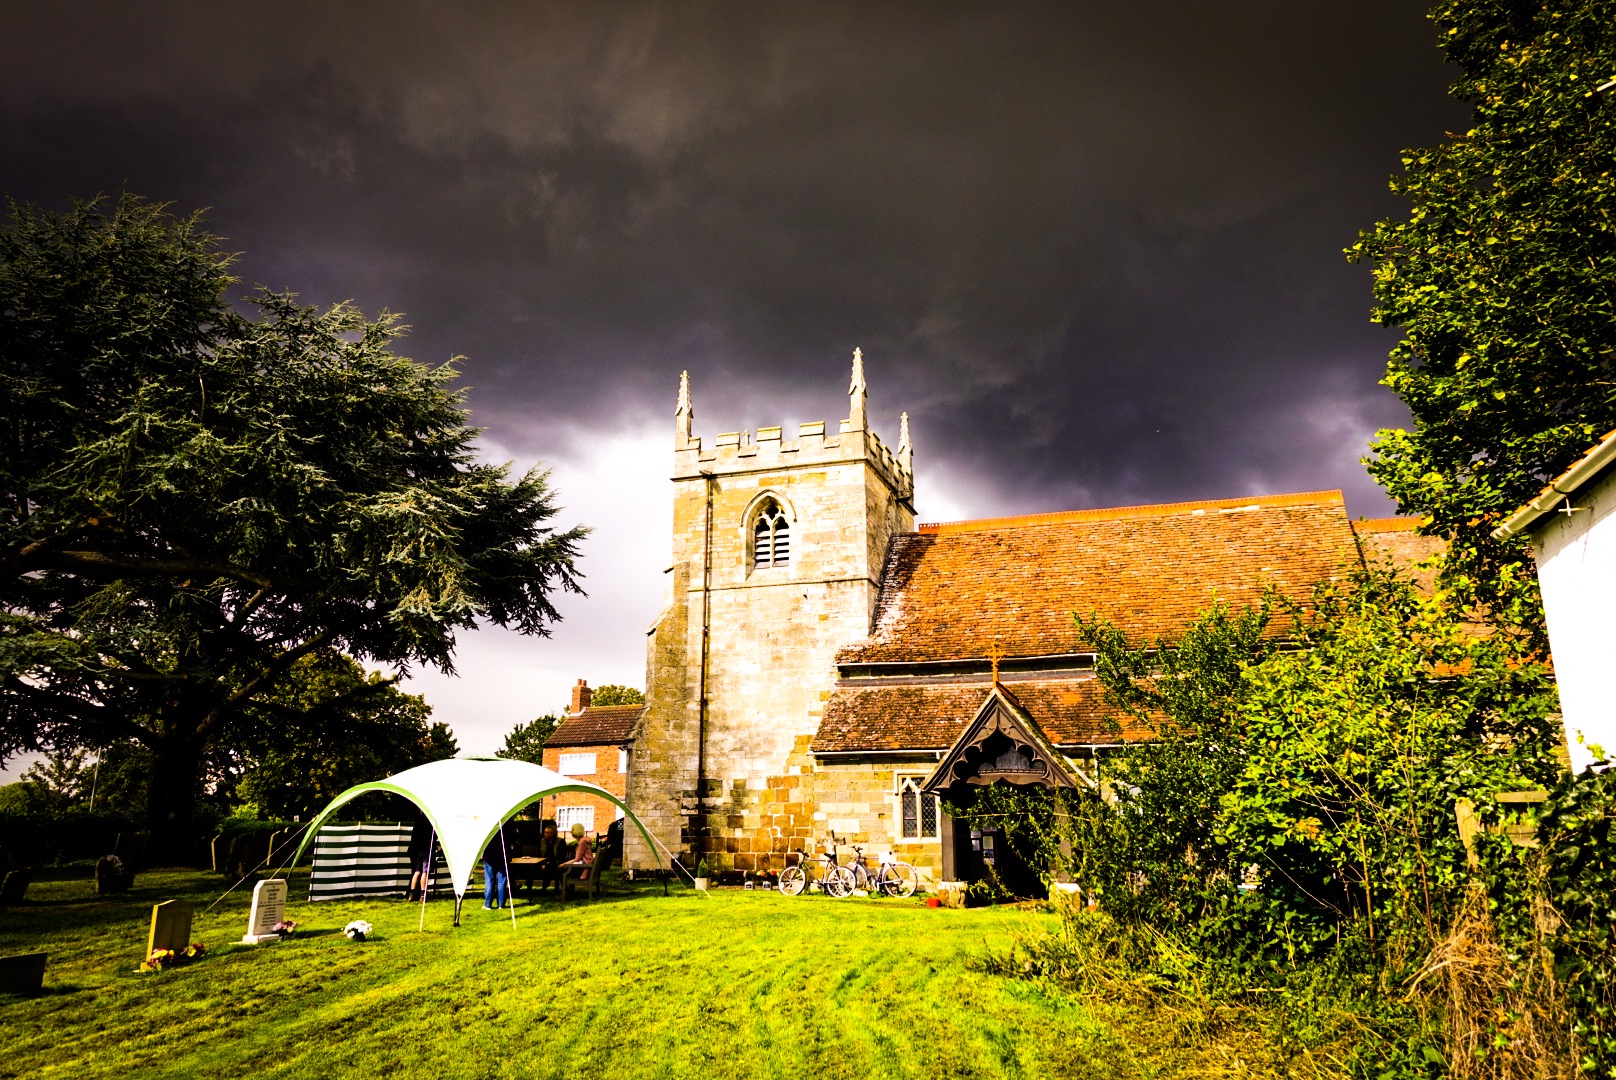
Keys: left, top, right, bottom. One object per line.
{"left": 540, "top": 680, "right": 642, "bottom": 836}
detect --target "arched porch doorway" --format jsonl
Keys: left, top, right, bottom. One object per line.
{"left": 921, "top": 684, "right": 1088, "bottom": 898}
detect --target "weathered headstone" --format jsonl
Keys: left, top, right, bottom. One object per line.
{"left": 146, "top": 899, "right": 194, "bottom": 959}
{"left": 268, "top": 830, "right": 287, "bottom": 867}
{"left": 211, "top": 834, "right": 228, "bottom": 873}
{"left": 241, "top": 878, "right": 289, "bottom": 944}
{"left": 113, "top": 831, "right": 148, "bottom": 871}
{"left": 94, "top": 856, "right": 133, "bottom": 894}
{"left": 0, "top": 869, "right": 31, "bottom": 905}
{"left": 225, "top": 833, "right": 266, "bottom": 881}
{"left": 0, "top": 953, "right": 46, "bottom": 995}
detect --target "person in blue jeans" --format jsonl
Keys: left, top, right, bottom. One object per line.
{"left": 481, "top": 831, "right": 510, "bottom": 910}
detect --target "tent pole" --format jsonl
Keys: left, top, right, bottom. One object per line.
{"left": 499, "top": 823, "right": 516, "bottom": 929}
{"left": 418, "top": 826, "right": 435, "bottom": 932}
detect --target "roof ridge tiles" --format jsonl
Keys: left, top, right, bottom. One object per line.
{"left": 917, "top": 489, "right": 1345, "bottom": 535}
{"left": 1352, "top": 516, "right": 1422, "bottom": 534}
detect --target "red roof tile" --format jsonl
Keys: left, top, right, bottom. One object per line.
{"left": 545, "top": 704, "right": 643, "bottom": 748}
{"left": 1352, "top": 517, "right": 1444, "bottom": 586}
{"left": 840, "top": 492, "right": 1361, "bottom": 665}
{"left": 813, "top": 677, "right": 1153, "bottom": 753}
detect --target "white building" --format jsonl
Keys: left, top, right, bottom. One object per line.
{"left": 1494, "top": 428, "right": 1616, "bottom": 773}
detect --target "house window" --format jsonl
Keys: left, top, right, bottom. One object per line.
{"left": 618, "top": 749, "right": 629, "bottom": 774}
{"left": 752, "top": 501, "right": 790, "bottom": 569}
{"left": 557, "top": 752, "right": 597, "bottom": 776}
{"left": 896, "top": 775, "right": 939, "bottom": 840}
{"left": 555, "top": 805, "right": 594, "bottom": 833}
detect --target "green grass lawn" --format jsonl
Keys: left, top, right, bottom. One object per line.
{"left": 0, "top": 869, "right": 1156, "bottom": 1080}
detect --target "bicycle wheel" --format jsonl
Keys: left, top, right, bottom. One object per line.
{"left": 880, "top": 862, "right": 918, "bottom": 898}
{"left": 823, "top": 865, "right": 855, "bottom": 898}
{"left": 778, "top": 865, "right": 806, "bottom": 896}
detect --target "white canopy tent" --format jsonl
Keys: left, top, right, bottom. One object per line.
{"left": 292, "top": 757, "right": 662, "bottom": 908}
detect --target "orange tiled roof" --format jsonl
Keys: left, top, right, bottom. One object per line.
{"left": 545, "top": 704, "right": 643, "bottom": 748}
{"left": 813, "top": 677, "right": 1153, "bottom": 754}
{"left": 1352, "top": 516, "right": 1420, "bottom": 533}
{"left": 839, "top": 491, "right": 1361, "bottom": 665}
{"left": 1352, "top": 516, "right": 1444, "bottom": 582}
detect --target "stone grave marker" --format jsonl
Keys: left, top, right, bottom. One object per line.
{"left": 95, "top": 854, "right": 135, "bottom": 894}
{"left": 0, "top": 952, "right": 46, "bottom": 995}
{"left": 268, "top": 829, "right": 286, "bottom": 865}
{"left": 0, "top": 868, "right": 31, "bottom": 905}
{"left": 113, "top": 831, "right": 147, "bottom": 870}
{"left": 211, "top": 834, "right": 228, "bottom": 873}
{"left": 145, "top": 899, "right": 194, "bottom": 959}
{"left": 241, "top": 878, "right": 289, "bottom": 943}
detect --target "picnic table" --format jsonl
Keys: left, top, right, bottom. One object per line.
{"left": 508, "top": 855, "right": 552, "bottom": 895}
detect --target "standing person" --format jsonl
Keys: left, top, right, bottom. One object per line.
{"left": 406, "top": 813, "right": 435, "bottom": 901}
{"left": 482, "top": 830, "right": 511, "bottom": 911}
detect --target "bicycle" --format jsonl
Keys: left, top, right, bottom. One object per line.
{"left": 778, "top": 840, "right": 855, "bottom": 898}
{"left": 848, "top": 846, "right": 918, "bottom": 898}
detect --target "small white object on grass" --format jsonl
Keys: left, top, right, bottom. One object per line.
{"left": 343, "top": 920, "right": 373, "bottom": 942}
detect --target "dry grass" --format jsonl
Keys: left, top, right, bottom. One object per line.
{"left": 980, "top": 900, "right": 1366, "bottom": 1080}
{"left": 1409, "top": 884, "right": 1576, "bottom": 1080}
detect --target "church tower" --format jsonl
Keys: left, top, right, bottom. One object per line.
{"left": 625, "top": 352, "right": 915, "bottom": 870}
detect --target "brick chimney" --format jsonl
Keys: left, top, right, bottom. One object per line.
{"left": 569, "top": 679, "right": 592, "bottom": 714}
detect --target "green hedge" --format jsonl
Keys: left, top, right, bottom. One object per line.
{"left": 0, "top": 811, "right": 142, "bottom": 866}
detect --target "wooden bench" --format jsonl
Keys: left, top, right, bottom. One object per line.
{"left": 561, "top": 843, "right": 616, "bottom": 902}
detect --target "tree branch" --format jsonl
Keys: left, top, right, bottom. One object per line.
{"left": 33, "top": 549, "right": 270, "bottom": 589}
{"left": 194, "top": 630, "right": 336, "bottom": 739}
{"left": 1, "top": 674, "right": 145, "bottom": 743}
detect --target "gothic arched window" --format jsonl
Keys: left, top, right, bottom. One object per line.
{"left": 752, "top": 500, "right": 790, "bottom": 569}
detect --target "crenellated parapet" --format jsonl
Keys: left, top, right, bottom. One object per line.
{"left": 671, "top": 350, "right": 913, "bottom": 501}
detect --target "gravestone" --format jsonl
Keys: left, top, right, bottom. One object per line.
{"left": 0, "top": 869, "right": 31, "bottom": 905}
{"left": 226, "top": 833, "right": 266, "bottom": 881}
{"left": 0, "top": 953, "right": 46, "bottom": 995}
{"left": 113, "top": 831, "right": 148, "bottom": 871}
{"left": 268, "top": 830, "right": 287, "bottom": 867}
{"left": 241, "top": 878, "right": 289, "bottom": 944}
{"left": 94, "top": 856, "right": 133, "bottom": 894}
{"left": 211, "top": 835, "right": 228, "bottom": 873}
{"left": 146, "top": 900, "right": 194, "bottom": 959}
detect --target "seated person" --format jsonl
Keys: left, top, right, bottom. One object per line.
{"left": 558, "top": 822, "right": 595, "bottom": 876}
{"left": 519, "top": 821, "right": 568, "bottom": 894}
{"left": 604, "top": 816, "right": 624, "bottom": 859}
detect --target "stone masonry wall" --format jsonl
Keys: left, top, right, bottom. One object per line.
{"left": 624, "top": 397, "right": 914, "bottom": 872}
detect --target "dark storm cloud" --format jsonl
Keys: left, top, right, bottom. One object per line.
{"left": 3, "top": 1, "right": 1466, "bottom": 518}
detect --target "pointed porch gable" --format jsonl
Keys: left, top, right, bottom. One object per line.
{"left": 921, "top": 684, "right": 1086, "bottom": 796}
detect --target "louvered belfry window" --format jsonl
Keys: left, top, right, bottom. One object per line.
{"left": 752, "top": 502, "right": 790, "bottom": 569}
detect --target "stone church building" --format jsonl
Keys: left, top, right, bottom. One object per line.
{"left": 621, "top": 353, "right": 1429, "bottom": 885}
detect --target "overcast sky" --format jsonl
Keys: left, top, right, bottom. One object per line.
{"left": 2, "top": 2, "right": 1467, "bottom": 757}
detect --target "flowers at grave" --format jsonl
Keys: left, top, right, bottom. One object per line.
{"left": 343, "top": 919, "right": 373, "bottom": 942}
{"left": 273, "top": 920, "right": 297, "bottom": 940}
{"left": 139, "top": 942, "right": 207, "bottom": 972}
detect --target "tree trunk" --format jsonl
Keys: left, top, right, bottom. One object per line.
{"left": 146, "top": 738, "right": 204, "bottom": 864}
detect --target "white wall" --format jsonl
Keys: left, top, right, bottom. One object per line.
{"left": 1533, "top": 467, "right": 1616, "bottom": 773}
